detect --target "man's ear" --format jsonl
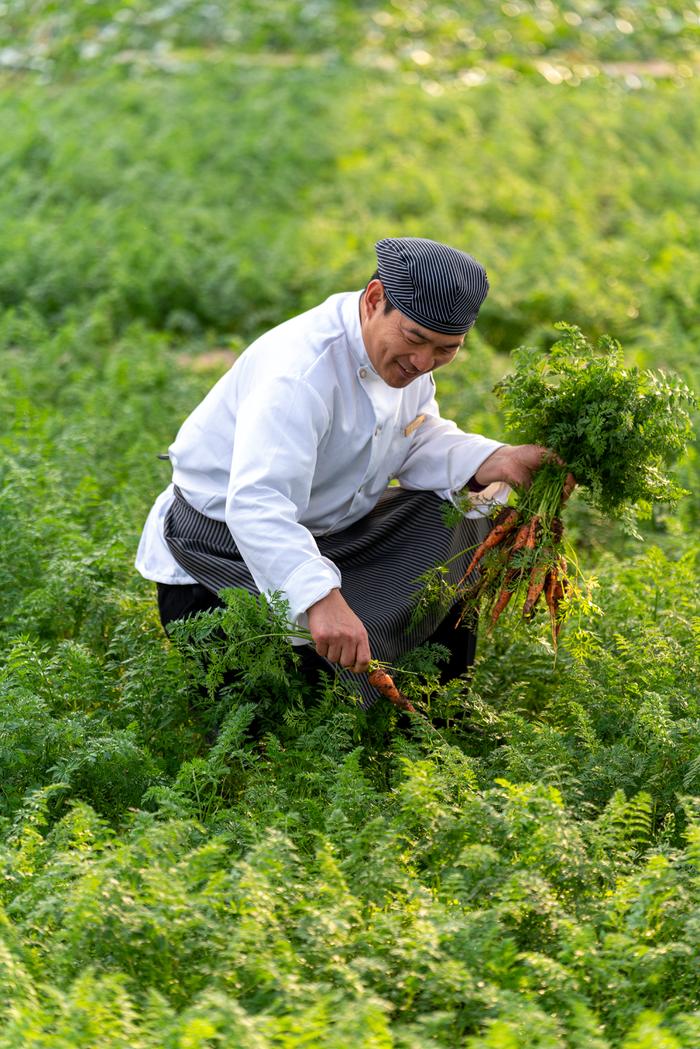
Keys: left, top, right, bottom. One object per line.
{"left": 364, "top": 278, "right": 385, "bottom": 318}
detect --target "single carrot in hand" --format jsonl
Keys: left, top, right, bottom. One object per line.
{"left": 459, "top": 508, "right": 520, "bottom": 582}
{"left": 368, "top": 668, "right": 416, "bottom": 714}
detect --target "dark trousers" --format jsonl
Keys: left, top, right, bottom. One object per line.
{"left": 156, "top": 582, "right": 477, "bottom": 685}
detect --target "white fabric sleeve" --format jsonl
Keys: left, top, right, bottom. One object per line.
{"left": 394, "top": 382, "right": 511, "bottom": 514}
{"left": 225, "top": 376, "right": 341, "bottom": 624}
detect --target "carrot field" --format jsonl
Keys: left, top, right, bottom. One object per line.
{"left": 1, "top": 2, "right": 699, "bottom": 1045}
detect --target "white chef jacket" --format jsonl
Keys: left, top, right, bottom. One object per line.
{"left": 135, "top": 290, "right": 509, "bottom": 625}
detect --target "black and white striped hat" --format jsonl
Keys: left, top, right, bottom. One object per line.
{"left": 375, "top": 237, "right": 489, "bottom": 335}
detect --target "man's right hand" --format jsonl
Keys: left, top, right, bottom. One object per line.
{"left": 307, "top": 588, "right": 372, "bottom": 673}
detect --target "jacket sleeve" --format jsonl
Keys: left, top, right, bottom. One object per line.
{"left": 394, "top": 379, "right": 511, "bottom": 514}
{"left": 225, "top": 375, "right": 341, "bottom": 625}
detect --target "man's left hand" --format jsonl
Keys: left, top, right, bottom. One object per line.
{"left": 474, "top": 444, "right": 576, "bottom": 500}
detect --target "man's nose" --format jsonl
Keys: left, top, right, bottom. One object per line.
{"left": 408, "top": 347, "right": 434, "bottom": 373}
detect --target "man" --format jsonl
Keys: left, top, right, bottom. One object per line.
{"left": 136, "top": 237, "right": 556, "bottom": 708}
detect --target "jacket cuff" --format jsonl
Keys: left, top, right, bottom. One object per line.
{"left": 281, "top": 556, "right": 342, "bottom": 624}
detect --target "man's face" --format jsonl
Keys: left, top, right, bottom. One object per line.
{"left": 360, "top": 280, "right": 465, "bottom": 388}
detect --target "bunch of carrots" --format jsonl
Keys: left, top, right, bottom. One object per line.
{"left": 460, "top": 496, "right": 570, "bottom": 638}
{"left": 456, "top": 457, "right": 574, "bottom": 641}
{"left": 365, "top": 500, "right": 570, "bottom": 715}
{"left": 475, "top": 322, "right": 695, "bottom": 642}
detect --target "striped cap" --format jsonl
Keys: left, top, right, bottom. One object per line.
{"left": 375, "top": 237, "right": 489, "bottom": 335}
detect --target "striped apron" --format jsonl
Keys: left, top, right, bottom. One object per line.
{"left": 163, "top": 485, "right": 489, "bottom": 709}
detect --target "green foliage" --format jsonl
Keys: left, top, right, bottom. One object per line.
{"left": 0, "top": 5, "right": 699, "bottom": 1045}
{"left": 495, "top": 323, "right": 696, "bottom": 523}
{"left": 468, "top": 544, "right": 700, "bottom": 829}
{"left": 3, "top": 0, "right": 699, "bottom": 82}
{"left": 166, "top": 588, "right": 305, "bottom": 705}
{"left": 6, "top": 765, "right": 700, "bottom": 1045}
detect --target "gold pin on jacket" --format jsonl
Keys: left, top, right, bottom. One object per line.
{"left": 403, "top": 413, "right": 426, "bottom": 437}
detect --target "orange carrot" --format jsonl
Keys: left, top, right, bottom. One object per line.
{"left": 522, "top": 561, "right": 548, "bottom": 619}
{"left": 545, "top": 565, "right": 558, "bottom": 608}
{"left": 524, "top": 515, "right": 541, "bottom": 551}
{"left": 506, "top": 517, "right": 536, "bottom": 559}
{"left": 460, "top": 508, "right": 520, "bottom": 582}
{"left": 544, "top": 566, "right": 559, "bottom": 633}
{"left": 494, "top": 505, "right": 518, "bottom": 527}
{"left": 486, "top": 570, "right": 520, "bottom": 625}
{"left": 368, "top": 668, "right": 416, "bottom": 714}
{"left": 547, "top": 554, "right": 573, "bottom": 640}
{"left": 491, "top": 579, "right": 518, "bottom": 625}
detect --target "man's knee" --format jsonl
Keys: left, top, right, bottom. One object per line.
{"left": 156, "top": 582, "right": 224, "bottom": 632}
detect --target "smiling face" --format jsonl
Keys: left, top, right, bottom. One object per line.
{"left": 359, "top": 279, "right": 465, "bottom": 388}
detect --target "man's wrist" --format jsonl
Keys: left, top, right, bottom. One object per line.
{"left": 307, "top": 587, "right": 341, "bottom": 613}
{"left": 473, "top": 444, "right": 509, "bottom": 487}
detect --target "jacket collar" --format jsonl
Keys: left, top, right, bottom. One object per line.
{"left": 340, "top": 290, "right": 372, "bottom": 369}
